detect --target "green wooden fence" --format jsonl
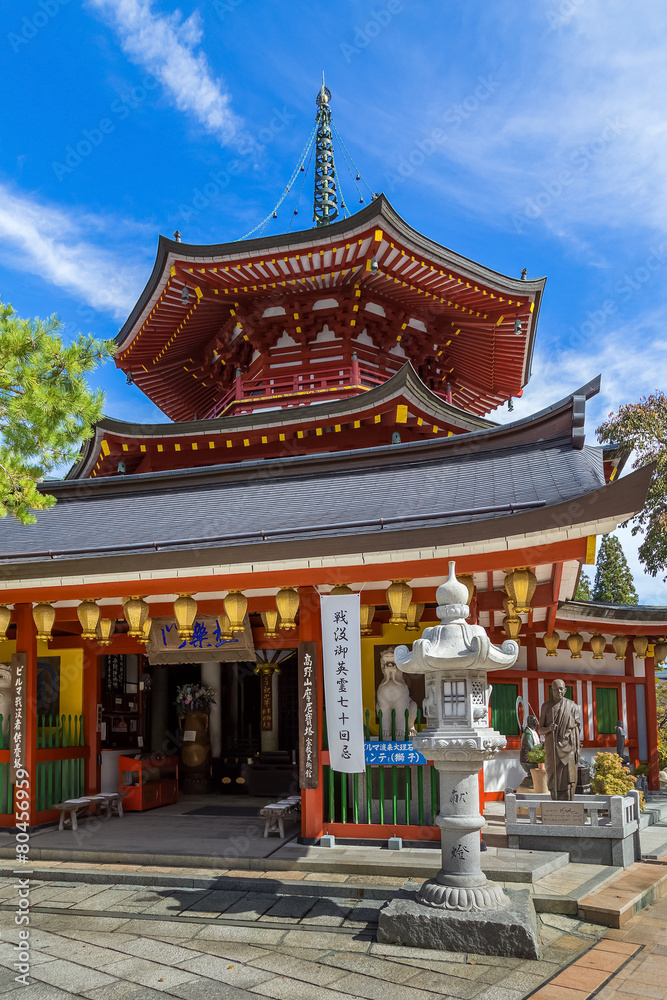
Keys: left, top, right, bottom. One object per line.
{"left": 0, "top": 715, "right": 13, "bottom": 815}
{"left": 36, "top": 714, "right": 85, "bottom": 812}
{"left": 323, "top": 708, "right": 440, "bottom": 828}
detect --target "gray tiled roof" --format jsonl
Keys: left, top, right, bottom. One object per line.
{"left": 0, "top": 439, "right": 605, "bottom": 563}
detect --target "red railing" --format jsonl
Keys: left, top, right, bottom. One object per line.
{"left": 206, "top": 363, "right": 388, "bottom": 419}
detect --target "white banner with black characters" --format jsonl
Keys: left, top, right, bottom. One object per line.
{"left": 321, "top": 593, "right": 364, "bottom": 773}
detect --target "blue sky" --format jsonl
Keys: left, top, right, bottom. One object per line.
{"left": 1, "top": 0, "right": 666, "bottom": 602}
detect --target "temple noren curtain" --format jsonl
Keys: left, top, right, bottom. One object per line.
{"left": 490, "top": 683, "right": 519, "bottom": 736}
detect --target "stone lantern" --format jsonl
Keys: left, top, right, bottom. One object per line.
{"left": 378, "top": 561, "right": 540, "bottom": 958}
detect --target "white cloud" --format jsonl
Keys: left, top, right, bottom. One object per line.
{"left": 0, "top": 182, "right": 144, "bottom": 319}
{"left": 87, "top": 0, "right": 243, "bottom": 146}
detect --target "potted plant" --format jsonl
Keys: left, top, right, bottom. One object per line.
{"left": 527, "top": 744, "right": 549, "bottom": 794}
{"left": 175, "top": 684, "right": 217, "bottom": 794}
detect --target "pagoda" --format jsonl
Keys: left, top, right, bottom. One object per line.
{"left": 0, "top": 84, "right": 661, "bottom": 842}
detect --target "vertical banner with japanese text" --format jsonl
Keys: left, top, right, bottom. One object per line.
{"left": 298, "top": 642, "right": 319, "bottom": 788}
{"left": 321, "top": 594, "right": 364, "bottom": 773}
{"left": 10, "top": 653, "right": 27, "bottom": 785}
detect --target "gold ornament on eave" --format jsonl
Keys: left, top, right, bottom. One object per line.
{"left": 386, "top": 580, "right": 412, "bottom": 625}
{"left": 405, "top": 602, "right": 425, "bottom": 632}
{"left": 218, "top": 612, "right": 233, "bottom": 640}
{"left": 96, "top": 618, "right": 115, "bottom": 646}
{"left": 543, "top": 631, "right": 560, "bottom": 657}
{"left": 504, "top": 568, "right": 537, "bottom": 615}
{"left": 360, "top": 604, "right": 375, "bottom": 635}
{"left": 503, "top": 614, "right": 522, "bottom": 643}
{"left": 276, "top": 586, "right": 299, "bottom": 630}
{"left": 654, "top": 641, "right": 667, "bottom": 666}
{"left": 260, "top": 610, "right": 279, "bottom": 638}
{"left": 77, "top": 598, "right": 101, "bottom": 640}
{"left": 33, "top": 602, "right": 56, "bottom": 642}
{"left": 224, "top": 590, "right": 247, "bottom": 633}
{"left": 0, "top": 604, "right": 11, "bottom": 641}
{"left": 457, "top": 575, "right": 475, "bottom": 606}
{"left": 612, "top": 635, "right": 629, "bottom": 660}
{"left": 589, "top": 634, "right": 606, "bottom": 660}
{"left": 123, "top": 596, "right": 149, "bottom": 638}
{"left": 330, "top": 584, "right": 354, "bottom": 595}
{"left": 174, "top": 594, "right": 197, "bottom": 640}
{"left": 567, "top": 632, "right": 584, "bottom": 659}
{"left": 633, "top": 635, "right": 649, "bottom": 659}
{"left": 138, "top": 618, "right": 152, "bottom": 646}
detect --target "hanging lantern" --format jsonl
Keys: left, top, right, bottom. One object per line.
{"left": 276, "top": 587, "right": 299, "bottom": 630}
{"left": 77, "top": 598, "right": 101, "bottom": 640}
{"left": 218, "top": 612, "right": 233, "bottom": 640}
{"left": 590, "top": 634, "right": 606, "bottom": 660}
{"left": 174, "top": 593, "right": 197, "bottom": 640}
{"left": 457, "top": 575, "right": 475, "bottom": 606}
{"left": 123, "top": 596, "right": 149, "bottom": 638}
{"left": 260, "top": 610, "right": 280, "bottom": 638}
{"left": 502, "top": 614, "right": 522, "bottom": 643}
{"left": 654, "top": 641, "right": 667, "bottom": 666}
{"left": 224, "top": 590, "right": 247, "bottom": 633}
{"left": 386, "top": 580, "right": 412, "bottom": 625}
{"left": 502, "top": 595, "right": 517, "bottom": 617}
{"left": 0, "top": 604, "right": 10, "bottom": 640}
{"left": 405, "top": 602, "right": 425, "bottom": 631}
{"left": 33, "top": 602, "right": 56, "bottom": 642}
{"left": 96, "top": 618, "right": 115, "bottom": 646}
{"left": 633, "top": 635, "right": 649, "bottom": 659}
{"left": 504, "top": 568, "right": 537, "bottom": 615}
{"left": 138, "top": 618, "right": 152, "bottom": 646}
{"left": 330, "top": 584, "right": 354, "bottom": 595}
{"left": 543, "top": 631, "right": 560, "bottom": 657}
{"left": 567, "top": 632, "right": 584, "bottom": 659}
{"left": 360, "top": 605, "right": 375, "bottom": 635}
{"left": 612, "top": 634, "right": 629, "bottom": 660}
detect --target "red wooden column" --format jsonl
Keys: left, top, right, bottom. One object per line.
{"left": 645, "top": 653, "right": 660, "bottom": 790}
{"left": 526, "top": 632, "right": 540, "bottom": 720}
{"left": 625, "top": 644, "right": 639, "bottom": 769}
{"left": 14, "top": 604, "right": 38, "bottom": 821}
{"left": 83, "top": 644, "right": 101, "bottom": 795}
{"left": 299, "top": 586, "right": 324, "bottom": 840}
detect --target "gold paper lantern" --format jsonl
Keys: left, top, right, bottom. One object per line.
{"left": 567, "top": 632, "right": 584, "bottom": 659}
{"left": 405, "top": 603, "right": 425, "bottom": 631}
{"left": 218, "top": 612, "right": 233, "bottom": 640}
{"left": 502, "top": 614, "right": 522, "bottom": 643}
{"left": 590, "top": 634, "right": 606, "bottom": 659}
{"left": 224, "top": 590, "right": 247, "bottom": 633}
{"left": 276, "top": 587, "right": 299, "bottom": 630}
{"left": 260, "top": 610, "right": 279, "bottom": 638}
{"left": 0, "top": 604, "right": 10, "bottom": 640}
{"left": 330, "top": 584, "right": 354, "bottom": 595}
{"left": 502, "top": 595, "right": 517, "bottom": 617}
{"left": 543, "top": 631, "right": 560, "bottom": 656}
{"left": 123, "top": 596, "right": 149, "bottom": 638}
{"left": 174, "top": 593, "right": 197, "bottom": 640}
{"left": 33, "top": 602, "right": 56, "bottom": 642}
{"left": 457, "top": 575, "right": 475, "bottom": 606}
{"left": 96, "top": 619, "right": 115, "bottom": 646}
{"left": 612, "top": 634, "right": 629, "bottom": 660}
{"left": 77, "top": 598, "right": 101, "bottom": 640}
{"left": 138, "top": 618, "right": 152, "bottom": 646}
{"left": 654, "top": 641, "right": 667, "bottom": 666}
{"left": 360, "top": 604, "right": 375, "bottom": 635}
{"left": 633, "top": 635, "right": 649, "bottom": 659}
{"left": 504, "top": 568, "right": 537, "bottom": 615}
{"left": 386, "top": 580, "right": 412, "bottom": 625}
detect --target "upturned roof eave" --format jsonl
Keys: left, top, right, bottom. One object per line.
{"left": 557, "top": 598, "right": 667, "bottom": 625}
{"left": 115, "top": 194, "right": 547, "bottom": 354}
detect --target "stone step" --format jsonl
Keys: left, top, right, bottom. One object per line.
{"left": 577, "top": 857, "right": 667, "bottom": 928}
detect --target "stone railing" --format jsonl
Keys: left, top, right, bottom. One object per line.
{"left": 504, "top": 791, "right": 641, "bottom": 868}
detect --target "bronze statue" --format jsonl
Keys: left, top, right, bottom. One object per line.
{"left": 519, "top": 714, "right": 540, "bottom": 776}
{"left": 539, "top": 679, "right": 580, "bottom": 800}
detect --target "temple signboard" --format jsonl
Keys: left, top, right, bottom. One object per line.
{"left": 146, "top": 616, "right": 255, "bottom": 664}
{"left": 298, "top": 642, "right": 318, "bottom": 788}
{"left": 321, "top": 594, "right": 364, "bottom": 773}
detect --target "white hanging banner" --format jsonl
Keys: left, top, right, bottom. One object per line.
{"left": 321, "top": 594, "right": 365, "bottom": 773}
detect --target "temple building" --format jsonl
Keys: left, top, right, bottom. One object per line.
{"left": 0, "top": 84, "right": 663, "bottom": 841}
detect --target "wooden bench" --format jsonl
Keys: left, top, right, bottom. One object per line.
{"left": 260, "top": 796, "right": 301, "bottom": 838}
{"left": 89, "top": 792, "right": 124, "bottom": 818}
{"left": 56, "top": 792, "right": 125, "bottom": 831}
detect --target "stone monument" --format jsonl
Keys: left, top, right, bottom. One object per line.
{"left": 377, "top": 562, "right": 540, "bottom": 958}
{"left": 376, "top": 647, "right": 418, "bottom": 737}
{"left": 539, "top": 679, "right": 580, "bottom": 800}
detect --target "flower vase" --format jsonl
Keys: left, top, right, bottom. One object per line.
{"left": 179, "top": 709, "right": 211, "bottom": 794}
{"left": 531, "top": 766, "right": 549, "bottom": 795}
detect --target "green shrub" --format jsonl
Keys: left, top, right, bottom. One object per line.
{"left": 658, "top": 726, "right": 667, "bottom": 770}
{"left": 526, "top": 745, "right": 546, "bottom": 764}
